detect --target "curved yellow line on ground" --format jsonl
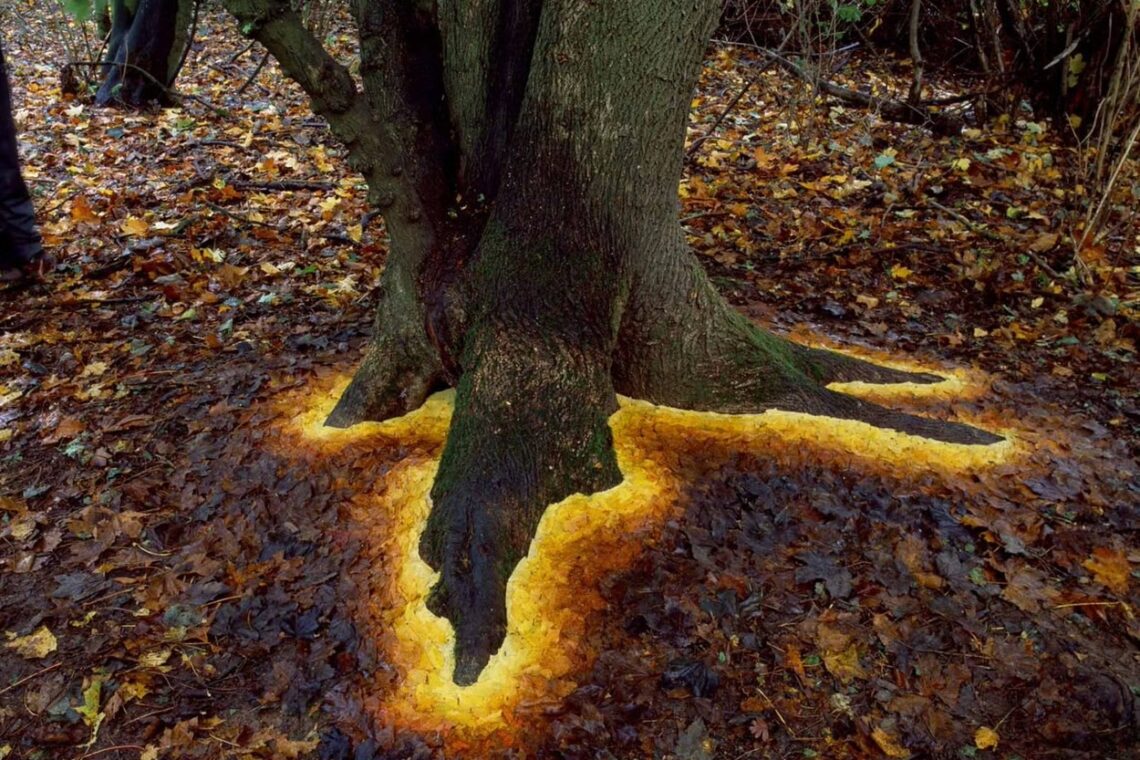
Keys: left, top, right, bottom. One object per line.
{"left": 272, "top": 355, "right": 1018, "bottom": 749}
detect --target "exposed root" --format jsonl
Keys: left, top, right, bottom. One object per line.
{"left": 325, "top": 338, "right": 444, "bottom": 428}
{"left": 325, "top": 279, "right": 445, "bottom": 427}
{"left": 778, "top": 386, "right": 1003, "bottom": 446}
{"left": 422, "top": 487, "right": 512, "bottom": 686}
{"left": 791, "top": 343, "right": 943, "bottom": 386}
{"left": 615, "top": 242, "right": 994, "bottom": 442}
{"left": 419, "top": 329, "right": 621, "bottom": 684}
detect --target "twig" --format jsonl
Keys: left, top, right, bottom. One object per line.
{"left": 921, "top": 85, "right": 1010, "bottom": 107}
{"left": 237, "top": 50, "right": 270, "bottom": 95}
{"left": 0, "top": 661, "right": 63, "bottom": 696}
{"left": 687, "top": 31, "right": 793, "bottom": 160}
{"left": 226, "top": 39, "right": 257, "bottom": 64}
{"left": 122, "top": 706, "right": 174, "bottom": 726}
{"left": 172, "top": 139, "right": 257, "bottom": 154}
{"left": 755, "top": 687, "right": 798, "bottom": 740}
{"left": 234, "top": 179, "right": 334, "bottom": 191}
{"left": 76, "top": 745, "right": 146, "bottom": 759}
{"left": 993, "top": 694, "right": 1032, "bottom": 731}
{"left": 686, "top": 74, "right": 761, "bottom": 159}
{"left": 318, "top": 233, "right": 362, "bottom": 247}
{"left": 926, "top": 199, "right": 1062, "bottom": 279}
{"left": 1053, "top": 601, "right": 1128, "bottom": 609}
{"left": 205, "top": 202, "right": 275, "bottom": 228}
{"left": 85, "top": 238, "right": 167, "bottom": 280}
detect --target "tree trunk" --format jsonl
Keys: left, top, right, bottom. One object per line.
{"left": 223, "top": 0, "right": 1003, "bottom": 685}
{"left": 96, "top": 0, "right": 194, "bottom": 107}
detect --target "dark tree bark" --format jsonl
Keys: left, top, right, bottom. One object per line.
{"left": 96, "top": 0, "right": 194, "bottom": 107}
{"left": 222, "top": 0, "right": 1002, "bottom": 685}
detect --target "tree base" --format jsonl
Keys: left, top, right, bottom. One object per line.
{"left": 332, "top": 308, "right": 1002, "bottom": 684}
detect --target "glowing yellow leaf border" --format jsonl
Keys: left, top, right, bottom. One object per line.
{"left": 269, "top": 347, "right": 1020, "bottom": 752}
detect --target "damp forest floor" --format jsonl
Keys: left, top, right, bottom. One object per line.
{"left": 1, "top": 4, "right": 1138, "bottom": 760}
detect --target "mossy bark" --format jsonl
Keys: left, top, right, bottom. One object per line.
{"left": 222, "top": 0, "right": 1002, "bottom": 684}
{"left": 96, "top": 0, "right": 194, "bottom": 107}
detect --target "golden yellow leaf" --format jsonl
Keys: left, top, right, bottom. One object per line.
{"left": 889, "top": 264, "right": 913, "bottom": 280}
{"left": 347, "top": 224, "right": 363, "bottom": 243}
{"left": 70, "top": 195, "right": 100, "bottom": 223}
{"left": 138, "top": 648, "right": 172, "bottom": 668}
{"left": 121, "top": 217, "right": 149, "bottom": 237}
{"left": 273, "top": 736, "right": 320, "bottom": 758}
{"left": 974, "top": 726, "right": 999, "bottom": 750}
{"left": 1083, "top": 547, "right": 1132, "bottom": 594}
{"left": 117, "top": 680, "right": 150, "bottom": 702}
{"left": 872, "top": 726, "right": 911, "bottom": 758}
{"left": 822, "top": 644, "right": 868, "bottom": 684}
{"left": 5, "top": 626, "right": 57, "bottom": 659}
{"left": 81, "top": 361, "right": 108, "bottom": 378}
{"left": 9, "top": 516, "right": 36, "bottom": 541}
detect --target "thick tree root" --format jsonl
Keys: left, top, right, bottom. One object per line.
{"left": 330, "top": 236, "right": 1000, "bottom": 686}
{"left": 419, "top": 329, "right": 621, "bottom": 685}
{"left": 777, "top": 387, "right": 1002, "bottom": 445}
{"left": 791, "top": 343, "right": 943, "bottom": 386}
{"left": 615, "top": 240, "right": 994, "bottom": 443}
{"left": 325, "top": 266, "right": 445, "bottom": 427}
{"left": 325, "top": 337, "right": 444, "bottom": 428}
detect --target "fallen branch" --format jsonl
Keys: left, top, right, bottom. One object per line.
{"left": 759, "top": 48, "right": 965, "bottom": 136}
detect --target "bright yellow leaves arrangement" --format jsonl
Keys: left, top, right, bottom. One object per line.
{"left": 271, "top": 348, "right": 1017, "bottom": 752}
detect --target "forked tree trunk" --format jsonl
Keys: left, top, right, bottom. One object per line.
{"left": 96, "top": 0, "right": 194, "bottom": 107}
{"left": 224, "top": 0, "right": 1001, "bottom": 685}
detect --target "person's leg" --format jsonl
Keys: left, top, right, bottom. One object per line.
{"left": 0, "top": 41, "right": 45, "bottom": 273}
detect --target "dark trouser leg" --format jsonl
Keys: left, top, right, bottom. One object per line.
{"left": 0, "top": 43, "right": 43, "bottom": 269}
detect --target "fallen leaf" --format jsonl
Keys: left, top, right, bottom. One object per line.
{"left": 785, "top": 643, "right": 806, "bottom": 681}
{"left": 1029, "top": 232, "right": 1059, "bottom": 252}
{"left": 70, "top": 195, "right": 100, "bottom": 223}
{"left": 872, "top": 726, "right": 911, "bottom": 758}
{"left": 6, "top": 626, "right": 57, "bottom": 659}
{"left": 822, "top": 644, "right": 868, "bottom": 683}
{"left": 43, "top": 416, "right": 85, "bottom": 444}
{"left": 138, "top": 649, "right": 172, "bottom": 668}
{"left": 975, "top": 726, "right": 999, "bottom": 750}
{"left": 1083, "top": 548, "right": 1131, "bottom": 594}
{"left": 121, "top": 217, "right": 150, "bottom": 236}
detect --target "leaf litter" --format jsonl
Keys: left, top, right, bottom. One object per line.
{"left": 0, "top": 3, "right": 1136, "bottom": 759}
